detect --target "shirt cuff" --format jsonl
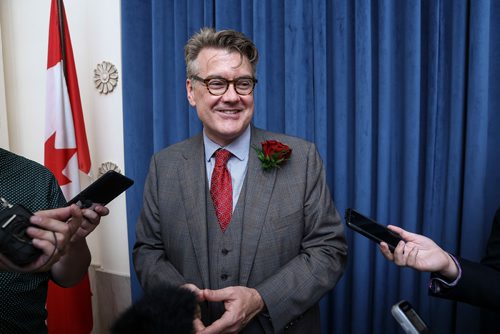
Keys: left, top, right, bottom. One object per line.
{"left": 428, "top": 253, "right": 462, "bottom": 293}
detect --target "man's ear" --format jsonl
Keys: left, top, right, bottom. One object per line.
{"left": 186, "top": 79, "right": 196, "bottom": 107}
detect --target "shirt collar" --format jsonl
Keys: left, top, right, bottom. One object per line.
{"left": 203, "top": 125, "right": 251, "bottom": 162}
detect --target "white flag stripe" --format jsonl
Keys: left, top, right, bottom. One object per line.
{"left": 61, "top": 154, "right": 80, "bottom": 199}
{"left": 45, "top": 61, "right": 77, "bottom": 149}
{"left": 45, "top": 60, "right": 81, "bottom": 200}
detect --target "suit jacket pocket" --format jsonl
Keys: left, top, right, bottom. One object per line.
{"left": 269, "top": 208, "right": 303, "bottom": 232}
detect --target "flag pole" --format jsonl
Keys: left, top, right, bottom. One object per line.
{"left": 57, "top": 0, "right": 67, "bottom": 78}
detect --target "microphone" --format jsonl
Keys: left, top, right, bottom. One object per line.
{"left": 111, "top": 285, "right": 198, "bottom": 334}
{"left": 391, "top": 300, "right": 432, "bottom": 334}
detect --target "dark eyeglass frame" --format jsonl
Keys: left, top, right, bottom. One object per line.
{"left": 191, "top": 75, "right": 258, "bottom": 96}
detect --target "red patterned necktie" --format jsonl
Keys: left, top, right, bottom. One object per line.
{"left": 210, "top": 149, "right": 233, "bottom": 231}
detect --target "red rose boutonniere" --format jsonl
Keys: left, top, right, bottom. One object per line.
{"left": 254, "top": 140, "right": 292, "bottom": 170}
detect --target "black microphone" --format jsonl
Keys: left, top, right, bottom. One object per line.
{"left": 111, "top": 285, "right": 198, "bottom": 334}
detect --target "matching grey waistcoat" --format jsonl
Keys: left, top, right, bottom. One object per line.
{"left": 206, "top": 177, "right": 248, "bottom": 322}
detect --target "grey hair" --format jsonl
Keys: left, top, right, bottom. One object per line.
{"left": 184, "top": 27, "right": 259, "bottom": 78}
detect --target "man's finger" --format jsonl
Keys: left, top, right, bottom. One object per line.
{"left": 203, "top": 288, "right": 231, "bottom": 302}
{"left": 33, "top": 205, "right": 75, "bottom": 221}
{"left": 378, "top": 243, "right": 394, "bottom": 260}
{"left": 193, "top": 318, "right": 206, "bottom": 332}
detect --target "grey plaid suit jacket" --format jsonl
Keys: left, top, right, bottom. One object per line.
{"left": 133, "top": 126, "right": 347, "bottom": 333}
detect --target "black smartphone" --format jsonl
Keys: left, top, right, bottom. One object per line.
{"left": 345, "top": 208, "right": 402, "bottom": 251}
{"left": 66, "top": 170, "right": 134, "bottom": 209}
{"left": 391, "top": 300, "right": 432, "bottom": 334}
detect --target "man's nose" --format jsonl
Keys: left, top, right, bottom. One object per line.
{"left": 221, "top": 83, "right": 240, "bottom": 102}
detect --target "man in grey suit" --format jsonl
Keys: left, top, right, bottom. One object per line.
{"left": 133, "top": 27, "right": 347, "bottom": 333}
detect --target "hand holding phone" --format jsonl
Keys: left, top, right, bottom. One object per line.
{"left": 66, "top": 170, "right": 134, "bottom": 209}
{"left": 345, "top": 208, "right": 402, "bottom": 251}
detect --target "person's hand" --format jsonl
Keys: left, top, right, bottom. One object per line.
{"left": 0, "top": 204, "right": 83, "bottom": 272}
{"left": 379, "top": 225, "right": 458, "bottom": 279}
{"left": 198, "top": 286, "right": 264, "bottom": 334}
{"left": 181, "top": 283, "right": 207, "bottom": 332}
{"left": 71, "top": 205, "right": 109, "bottom": 241}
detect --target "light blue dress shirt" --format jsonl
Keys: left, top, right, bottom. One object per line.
{"left": 204, "top": 125, "right": 250, "bottom": 212}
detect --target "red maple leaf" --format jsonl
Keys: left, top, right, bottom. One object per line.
{"left": 44, "top": 132, "right": 77, "bottom": 186}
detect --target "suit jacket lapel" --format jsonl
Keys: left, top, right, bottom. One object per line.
{"left": 240, "top": 126, "right": 277, "bottom": 285}
{"left": 179, "top": 134, "right": 210, "bottom": 288}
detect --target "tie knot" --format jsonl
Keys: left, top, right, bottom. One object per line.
{"left": 215, "top": 149, "right": 232, "bottom": 167}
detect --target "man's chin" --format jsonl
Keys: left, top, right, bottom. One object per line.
{"left": 210, "top": 128, "right": 247, "bottom": 146}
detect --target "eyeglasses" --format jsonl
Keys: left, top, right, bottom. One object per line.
{"left": 191, "top": 75, "right": 258, "bottom": 96}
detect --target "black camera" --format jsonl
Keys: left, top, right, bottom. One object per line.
{"left": 0, "top": 197, "right": 42, "bottom": 265}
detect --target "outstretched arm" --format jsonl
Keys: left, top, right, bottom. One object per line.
{"left": 379, "top": 225, "right": 458, "bottom": 279}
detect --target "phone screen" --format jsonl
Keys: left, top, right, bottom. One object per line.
{"left": 345, "top": 208, "right": 402, "bottom": 250}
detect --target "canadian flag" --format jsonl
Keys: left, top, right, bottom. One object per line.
{"left": 44, "top": 0, "right": 93, "bottom": 333}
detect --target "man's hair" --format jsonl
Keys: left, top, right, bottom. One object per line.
{"left": 184, "top": 27, "right": 259, "bottom": 78}
{"left": 110, "top": 285, "right": 197, "bottom": 334}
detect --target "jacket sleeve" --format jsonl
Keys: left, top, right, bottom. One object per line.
{"left": 133, "top": 155, "right": 186, "bottom": 290}
{"left": 429, "top": 208, "right": 500, "bottom": 312}
{"left": 254, "top": 142, "right": 348, "bottom": 331}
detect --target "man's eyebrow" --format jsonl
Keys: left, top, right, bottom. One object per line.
{"left": 203, "top": 75, "right": 225, "bottom": 79}
{"left": 203, "top": 75, "right": 254, "bottom": 80}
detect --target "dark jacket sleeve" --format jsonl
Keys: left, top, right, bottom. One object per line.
{"left": 429, "top": 208, "right": 500, "bottom": 312}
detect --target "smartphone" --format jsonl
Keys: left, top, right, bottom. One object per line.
{"left": 345, "top": 208, "right": 402, "bottom": 251}
{"left": 391, "top": 300, "right": 432, "bottom": 334}
{"left": 66, "top": 170, "right": 134, "bottom": 209}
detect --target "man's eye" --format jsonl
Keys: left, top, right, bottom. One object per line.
{"left": 236, "top": 80, "right": 252, "bottom": 88}
{"left": 208, "top": 80, "right": 226, "bottom": 88}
